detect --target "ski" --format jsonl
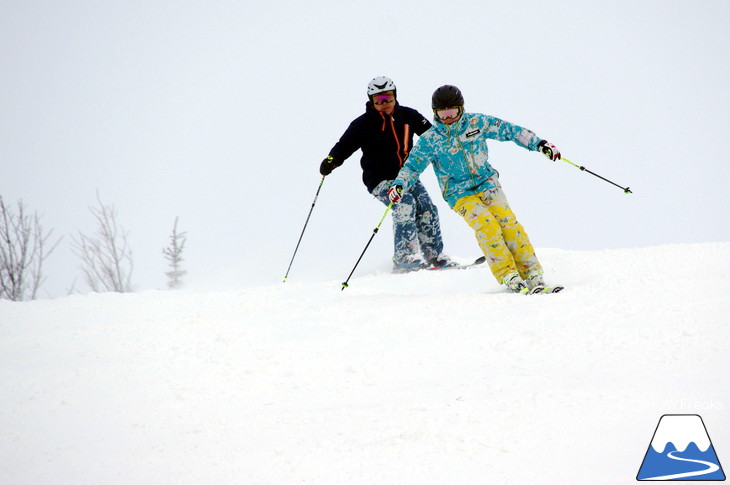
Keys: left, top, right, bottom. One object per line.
{"left": 429, "top": 256, "right": 486, "bottom": 271}
{"left": 527, "top": 285, "right": 565, "bottom": 294}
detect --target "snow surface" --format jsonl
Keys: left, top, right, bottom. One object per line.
{"left": 2, "top": 243, "right": 729, "bottom": 484}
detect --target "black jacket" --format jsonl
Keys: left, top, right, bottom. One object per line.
{"left": 329, "top": 102, "right": 432, "bottom": 192}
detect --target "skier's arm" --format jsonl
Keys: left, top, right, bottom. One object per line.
{"left": 484, "top": 115, "right": 543, "bottom": 151}
{"left": 328, "top": 120, "right": 363, "bottom": 163}
{"left": 477, "top": 114, "right": 560, "bottom": 161}
{"left": 321, "top": 120, "right": 363, "bottom": 175}
{"left": 410, "top": 109, "right": 432, "bottom": 136}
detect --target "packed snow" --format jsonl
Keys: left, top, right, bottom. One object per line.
{"left": 1, "top": 242, "right": 729, "bottom": 484}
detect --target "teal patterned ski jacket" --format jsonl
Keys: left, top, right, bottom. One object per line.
{"left": 392, "top": 112, "right": 544, "bottom": 208}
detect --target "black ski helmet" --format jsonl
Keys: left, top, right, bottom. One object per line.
{"left": 431, "top": 85, "right": 464, "bottom": 109}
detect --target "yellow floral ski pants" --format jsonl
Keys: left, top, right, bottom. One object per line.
{"left": 453, "top": 183, "right": 542, "bottom": 283}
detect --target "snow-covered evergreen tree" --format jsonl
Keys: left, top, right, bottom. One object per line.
{"left": 163, "top": 217, "right": 187, "bottom": 289}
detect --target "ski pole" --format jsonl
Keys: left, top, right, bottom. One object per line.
{"left": 283, "top": 176, "right": 326, "bottom": 282}
{"left": 341, "top": 202, "right": 393, "bottom": 291}
{"left": 562, "top": 157, "right": 632, "bottom": 194}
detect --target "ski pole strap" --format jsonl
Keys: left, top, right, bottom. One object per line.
{"left": 561, "top": 157, "right": 632, "bottom": 194}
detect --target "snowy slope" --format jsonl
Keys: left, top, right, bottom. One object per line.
{"left": 1, "top": 243, "right": 729, "bottom": 485}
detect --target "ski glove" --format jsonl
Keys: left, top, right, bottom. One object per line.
{"left": 388, "top": 185, "right": 403, "bottom": 203}
{"left": 538, "top": 140, "right": 561, "bottom": 161}
{"left": 319, "top": 156, "right": 342, "bottom": 176}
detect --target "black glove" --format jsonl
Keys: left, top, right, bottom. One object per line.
{"left": 319, "top": 156, "right": 342, "bottom": 176}
{"left": 538, "top": 140, "right": 561, "bottom": 161}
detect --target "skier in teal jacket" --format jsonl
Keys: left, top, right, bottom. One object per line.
{"left": 389, "top": 85, "right": 563, "bottom": 294}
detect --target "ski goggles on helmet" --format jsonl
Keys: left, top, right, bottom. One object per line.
{"left": 435, "top": 107, "right": 462, "bottom": 121}
{"left": 372, "top": 92, "right": 396, "bottom": 105}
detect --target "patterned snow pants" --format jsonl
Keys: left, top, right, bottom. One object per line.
{"left": 372, "top": 180, "right": 444, "bottom": 263}
{"left": 453, "top": 182, "right": 542, "bottom": 283}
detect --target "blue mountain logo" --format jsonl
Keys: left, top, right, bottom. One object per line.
{"left": 637, "top": 414, "right": 725, "bottom": 481}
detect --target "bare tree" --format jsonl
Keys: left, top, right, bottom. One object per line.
{"left": 0, "top": 196, "right": 61, "bottom": 301}
{"left": 162, "top": 216, "right": 187, "bottom": 289}
{"left": 72, "top": 193, "right": 133, "bottom": 293}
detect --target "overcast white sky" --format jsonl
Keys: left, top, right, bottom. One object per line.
{"left": 2, "top": 0, "right": 729, "bottom": 298}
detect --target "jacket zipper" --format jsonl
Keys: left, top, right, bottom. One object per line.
{"left": 381, "top": 112, "right": 405, "bottom": 167}
{"left": 448, "top": 123, "right": 479, "bottom": 188}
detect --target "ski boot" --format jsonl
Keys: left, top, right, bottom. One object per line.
{"left": 525, "top": 271, "right": 564, "bottom": 294}
{"left": 392, "top": 255, "right": 428, "bottom": 274}
{"left": 502, "top": 272, "right": 529, "bottom": 294}
{"left": 428, "top": 253, "right": 459, "bottom": 269}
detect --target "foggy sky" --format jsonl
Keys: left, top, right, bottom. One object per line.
{"left": 2, "top": 0, "right": 729, "bottom": 298}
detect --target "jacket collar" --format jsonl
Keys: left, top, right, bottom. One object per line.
{"left": 432, "top": 112, "right": 469, "bottom": 137}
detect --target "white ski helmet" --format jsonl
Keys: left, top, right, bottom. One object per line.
{"left": 367, "top": 76, "right": 397, "bottom": 98}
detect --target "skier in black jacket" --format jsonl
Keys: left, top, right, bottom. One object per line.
{"left": 320, "top": 76, "right": 453, "bottom": 272}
